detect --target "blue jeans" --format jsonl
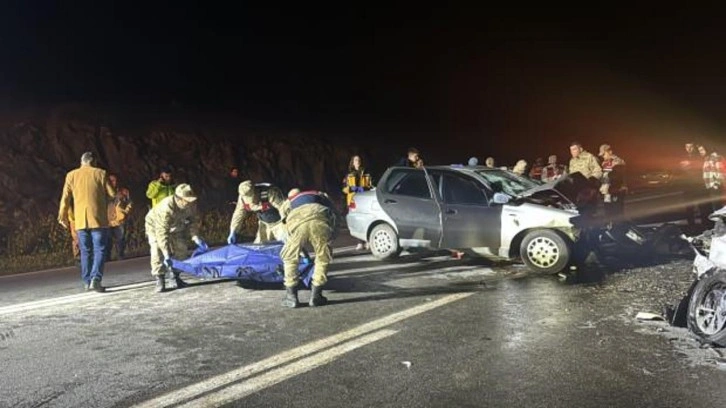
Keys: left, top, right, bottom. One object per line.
{"left": 77, "top": 228, "right": 109, "bottom": 284}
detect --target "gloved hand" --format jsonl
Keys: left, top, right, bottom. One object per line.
{"left": 163, "top": 257, "right": 174, "bottom": 269}
{"left": 192, "top": 236, "right": 209, "bottom": 253}
{"left": 227, "top": 231, "right": 237, "bottom": 245}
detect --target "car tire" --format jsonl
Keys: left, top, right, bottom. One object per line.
{"left": 519, "top": 229, "right": 571, "bottom": 274}
{"left": 687, "top": 270, "right": 726, "bottom": 347}
{"left": 369, "top": 223, "right": 401, "bottom": 260}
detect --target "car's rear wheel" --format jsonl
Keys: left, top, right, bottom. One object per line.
{"left": 687, "top": 270, "right": 726, "bottom": 346}
{"left": 519, "top": 229, "right": 571, "bottom": 274}
{"left": 369, "top": 223, "right": 401, "bottom": 260}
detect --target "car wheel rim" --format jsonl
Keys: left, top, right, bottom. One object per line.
{"left": 372, "top": 230, "right": 393, "bottom": 254}
{"left": 696, "top": 284, "right": 726, "bottom": 335}
{"left": 526, "top": 236, "right": 560, "bottom": 269}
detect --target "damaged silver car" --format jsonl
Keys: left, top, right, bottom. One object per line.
{"left": 346, "top": 165, "right": 583, "bottom": 274}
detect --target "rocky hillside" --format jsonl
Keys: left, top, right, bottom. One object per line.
{"left": 0, "top": 104, "right": 374, "bottom": 235}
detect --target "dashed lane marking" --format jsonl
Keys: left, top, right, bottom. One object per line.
{"left": 132, "top": 292, "right": 473, "bottom": 407}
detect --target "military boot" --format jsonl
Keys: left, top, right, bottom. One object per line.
{"left": 155, "top": 276, "right": 166, "bottom": 293}
{"left": 172, "top": 272, "right": 189, "bottom": 289}
{"left": 309, "top": 285, "right": 328, "bottom": 307}
{"left": 281, "top": 286, "right": 300, "bottom": 308}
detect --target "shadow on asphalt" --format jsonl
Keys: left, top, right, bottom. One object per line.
{"left": 565, "top": 252, "right": 692, "bottom": 285}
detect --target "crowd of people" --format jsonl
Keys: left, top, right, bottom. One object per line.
{"left": 57, "top": 151, "right": 337, "bottom": 308}
{"left": 679, "top": 142, "right": 726, "bottom": 227}
{"left": 56, "top": 139, "right": 721, "bottom": 307}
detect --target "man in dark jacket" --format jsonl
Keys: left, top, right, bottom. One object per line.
{"left": 396, "top": 147, "right": 420, "bottom": 167}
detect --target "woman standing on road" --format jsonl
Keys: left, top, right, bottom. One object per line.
{"left": 342, "top": 155, "right": 373, "bottom": 250}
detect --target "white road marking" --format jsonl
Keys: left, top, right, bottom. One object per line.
{"left": 0, "top": 281, "right": 155, "bottom": 316}
{"left": 0, "top": 245, "right": 357, "bottom": 281}
{"left": 178, "top": 329, "right": 398, "bottom": 407}
{"left": 0, "top": 245, "right": 360, "bottom": 313}
{"left": 333, "top": 245, "right": 358, "bottom": 253}
{"left": 132, "top": 292, "right": 472, "bottom": 408}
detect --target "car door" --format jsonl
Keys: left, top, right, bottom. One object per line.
{"left": 377, "top": 168, "right": 442, "bottom": 247}
{"left": 435, "top": 170, "right": 501, "bottom": 249}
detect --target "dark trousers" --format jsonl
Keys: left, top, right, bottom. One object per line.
{"left": 707, "top": 187, "right": 725, "bottom": 217}
{"left": 603, "top": 193, "right": 625, "bottom": 221}
{"left": 105, "top": 225, "right": 126, "bottom": 261}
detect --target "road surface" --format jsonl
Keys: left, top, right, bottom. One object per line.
{"left": 1, "top": 237, "right": 725, "bottom": 407}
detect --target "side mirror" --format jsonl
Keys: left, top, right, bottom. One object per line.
{"left": 492, "top": 192, "right": 510, "bottom": 204}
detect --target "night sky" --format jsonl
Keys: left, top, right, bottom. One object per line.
{"left": 2, "top": 3, "right": 726, "bottom": 167}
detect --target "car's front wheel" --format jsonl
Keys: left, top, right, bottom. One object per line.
{"left": 369, "top": 223, "right": 401, "bottom": 260}
{"left": 519, "top": 229, "right": 571, "bottom": 274}
{"left": 687, "top": 271, "right": 726, "bottom": 347}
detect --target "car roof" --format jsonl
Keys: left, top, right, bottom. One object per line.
{"left": 388, "top": 165, "right": 503, "bottom": 173}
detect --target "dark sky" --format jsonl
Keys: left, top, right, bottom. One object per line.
{"left": 2, "top": 3, "right": 726, "bottom": 165}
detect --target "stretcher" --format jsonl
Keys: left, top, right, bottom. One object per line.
{"left": 169, "top": 242, "right": 314, "bottom": 287}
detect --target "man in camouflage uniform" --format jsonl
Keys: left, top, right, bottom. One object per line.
{"left": 568, "top": 141, "right": 602, "bottom": 180}
{"left": 279, "top": 189, "right": 336, "bottom": 308}
{"left": 145, "top": 183, "right": 208, "bottom": 293}
{"left": 228, "top": 180, "right": 287, "bottom": 245}
{"left": 567, "top": 142, "right": 603, "bottom": 217}
{"left": 598, "top": 144, "right": 627, "bottom": 219}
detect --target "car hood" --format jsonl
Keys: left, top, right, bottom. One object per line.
{"left": 515, "top": 173, "right": 597, "bottom": 211}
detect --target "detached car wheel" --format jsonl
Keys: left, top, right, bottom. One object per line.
{"left": 687, "top": 271, "right": 726, "bottom": 347}
{"left": 520, "top": 229, "right": 571, "bottom": 274}
{"left": 369, "top": 224, "right": 401, "bottom": 260}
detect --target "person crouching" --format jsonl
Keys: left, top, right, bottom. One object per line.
{"left": 280, "top": 189, "right": 336, "bottom": 308}
{"left": 145, "top": 183, "right": 208, "bottom": 293}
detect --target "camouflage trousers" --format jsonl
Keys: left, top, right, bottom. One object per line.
{"left": 254, "top": 220, "right": 287, "bottom": 244}
{"left": 280, "top": 218, "right": 332, "bottom": 288}
{"left": 147, "top": 233, "right": 191, "bottom": 277}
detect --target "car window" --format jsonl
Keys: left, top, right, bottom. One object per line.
{"left": 443, "top": 173, "right": 488, "bottom": 205}
{"left": 385, "top": 170, "right": 431, "bottom": 199}
{"left": 427, "top": 171, "right": 443, "bottom": 200}
{"left": 475, "top": 169, "right": 539, "bottom": 197}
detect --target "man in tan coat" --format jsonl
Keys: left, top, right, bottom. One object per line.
{"left": 145, "top": 183, "right": 208, "bottom": 293}
{"left": 58, "top": 152, "right": 116, "bottom": 292}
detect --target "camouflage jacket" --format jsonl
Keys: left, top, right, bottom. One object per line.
{"left": 145, "top": 195, "right": 199, "bottom": 257}
{"left": 568, "top": 151, "right": 603, "bottom": 180}
{"left": 230, "top": 184, "right": 286, "bottom": 232}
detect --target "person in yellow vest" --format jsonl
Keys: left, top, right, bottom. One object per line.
{"left": 145, "top": 166, "right": 176, "bottom": 208}
{"left": 342, "top": 155, "right": 372, "bottom": 250}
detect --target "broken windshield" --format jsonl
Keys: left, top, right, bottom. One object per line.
{"left": 475, "top": 169, "right": 540, "bottom": 197}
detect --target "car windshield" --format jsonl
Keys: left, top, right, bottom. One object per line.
{"left": 474, "top": 169, "right": 540, "bottom": 197}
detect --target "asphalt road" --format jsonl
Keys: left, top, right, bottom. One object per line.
{"left": 2, "top": 236, "right": 726, "bottom": 407}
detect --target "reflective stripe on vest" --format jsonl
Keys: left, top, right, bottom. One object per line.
{"left": 289, "top": 191, "right": 329, "bottom": 210}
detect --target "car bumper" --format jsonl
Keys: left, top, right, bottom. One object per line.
{"left": 345, "top": 212, "right": 375, "bottom": 242}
